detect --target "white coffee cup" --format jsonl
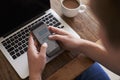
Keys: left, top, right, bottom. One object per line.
{"left": 61, "top": 0, "right": 86, "bottom": 17}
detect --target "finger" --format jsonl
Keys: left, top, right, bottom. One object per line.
{"left": 39, "top": 43, "right": 48, "bottom": 58}
{"left": 28, "top": 34, "right": 38, "bottom": 54}
{"left": 48, "top": 26, "right": 68, "bottom": 35}
{"left": 49, "top": 34, "right": 66, "bottom": 42}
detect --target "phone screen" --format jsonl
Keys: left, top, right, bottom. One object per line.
{"left": 31, "top": 22, "right": 61, "bottom": 57}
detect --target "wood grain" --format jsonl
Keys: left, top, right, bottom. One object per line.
{"left": 46, "top": 54, "right": 93, "bottom": 80}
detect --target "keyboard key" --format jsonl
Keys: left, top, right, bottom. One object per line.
{"left": 11, "top": 42, "right": 15, "bottom": 46}
{"left": 20, "top": 50, "right": 24, "bottom": 54}
{"left": 8, "top": 47, "right": 14, "bottom": 52}
{"left": 12, "top": 55, "right": 17, "bottom": 59}
{"left": 10, "top": 51, "right": 15, "bottom": 56}
{"left": 18, "top": 46, "right": 22, "bottom": 50}
{"left": 18, "top": 42, "right": 22, "bottom": 46}
{"left": 5, "top": 44, "right": 11, "bottom": 49}
{"left": 15, "top": 49, "right": 19, "bottom": 52}
{"left": 24, "top": 47, "right": 28, "bottom": 52}
{"left": 15, "top": 40, "right": 18, "bottom": 43}
{"left": 54, "top": 22, "right": 61, "bottom": 27}
{"left": 22, "top": 44, "right": 26, "bottom": 48}
{"left": 61, "top": 26, "right": 64, "bottom": 28}
{"left": 16, "top": 53, "right": 21, "bottom": 57}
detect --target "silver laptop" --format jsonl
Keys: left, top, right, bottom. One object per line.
{"left": 0, "top": 0, "right": 80, "bottom": 79}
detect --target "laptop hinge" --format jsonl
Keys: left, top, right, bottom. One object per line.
{"left": 0, "top": 37, "right": 4, "bottom": 41}
{"left": 3, "top": 30, "right": 15, "bottom": 38}
{"left": 45, "top": 9, "right": 51, "bottom": 13}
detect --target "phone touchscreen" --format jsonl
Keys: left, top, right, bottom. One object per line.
{"left": 31, "top": 22, "right": 61, "bottom": 57}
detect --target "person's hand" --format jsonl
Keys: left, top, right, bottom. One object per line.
{"left": 27, "top": 34, "right": 48, "bottom": 80}
{"left": 48, "top": 26, "right": 83, "bottom": 52}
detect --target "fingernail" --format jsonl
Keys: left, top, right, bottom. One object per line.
{"left": 43, "top": 42, "right": 48, "bottom": 47}
{"left": 49, "top": 35, "right": 52, "bottom": 38}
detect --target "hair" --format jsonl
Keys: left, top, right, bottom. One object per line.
{"left": 90, "top": 0, "right": 120, "bottom": 47}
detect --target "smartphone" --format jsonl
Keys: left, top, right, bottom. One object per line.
{"left": 31, "top": 22, "right": 61, "bottom": 57}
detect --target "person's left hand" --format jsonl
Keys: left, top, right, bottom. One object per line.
{"left": 27, "top": 34, "right": 48, "bottom": 80}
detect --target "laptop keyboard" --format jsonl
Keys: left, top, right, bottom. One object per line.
{"left": 2, "top": 13, "right": 64, "bottom": 60}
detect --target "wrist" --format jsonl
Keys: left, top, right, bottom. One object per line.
{"left": 29, "top": 74, "right": 42, "bottom": 80}
{"left": 77, "top": 39, "right": 93, "bottom": 53}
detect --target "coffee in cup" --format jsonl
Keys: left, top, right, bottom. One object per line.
{"left": 61, "top": 0, "right": 86, "bottom": 17}
{"left": 63, "top": 0, "right": 80, "bottom": 9}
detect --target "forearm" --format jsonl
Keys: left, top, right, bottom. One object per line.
{"left": 78, "top": 39, "right": 120, "bottom": 75}
{"left": 29, "top": 76, "right": 42, "bottom": 80}
{"left": 29, "top": 74, "right": 42, "bottom": 80}
{"left": 78, "top": 39, "right": 108, "bottom": 62}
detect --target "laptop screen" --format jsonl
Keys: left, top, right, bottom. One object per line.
{"left": 0, "top": 0, "right": 50, "bottom": 37}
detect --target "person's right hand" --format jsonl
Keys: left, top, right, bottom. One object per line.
{"left": 48, "top": 26, "right": 83, "bottom": 52}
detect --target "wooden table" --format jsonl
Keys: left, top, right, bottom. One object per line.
{"left": 0, "top": 0, "right": 101, "bottom": 80}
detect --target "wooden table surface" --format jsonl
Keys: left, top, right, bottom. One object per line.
{"left": 0, "top": 0, "right": 101, "bottom": 80}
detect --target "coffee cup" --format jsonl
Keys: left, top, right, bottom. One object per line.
{"left": 61, "top": 0, "right": 86, "bottom": 17}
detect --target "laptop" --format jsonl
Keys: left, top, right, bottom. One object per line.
{"left": 0, "top": 0, "right": 80, "bottom": 79}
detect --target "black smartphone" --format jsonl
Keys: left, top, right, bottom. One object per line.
{"left": 31, "top": 22, "right": 61, "bottom": 57}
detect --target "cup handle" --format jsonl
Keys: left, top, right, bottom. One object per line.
{"left": 79, "top": 4, "right": 86, "bottom": 13}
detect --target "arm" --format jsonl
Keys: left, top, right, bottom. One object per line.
{"left": 78, "top": 39, "right": 120, "bottom": 75}
{"left": 80, "top": 39, "right": 120, "bottom": 75}
{"left": 49, "top": 26, "right": 120, "bottom": 75}
{"left": 27, "top": 34, "right": 48, "bottom": 80}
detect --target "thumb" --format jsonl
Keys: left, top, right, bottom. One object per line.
{"left": 39, "top": 43, "right": 48, "bottom": 57}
